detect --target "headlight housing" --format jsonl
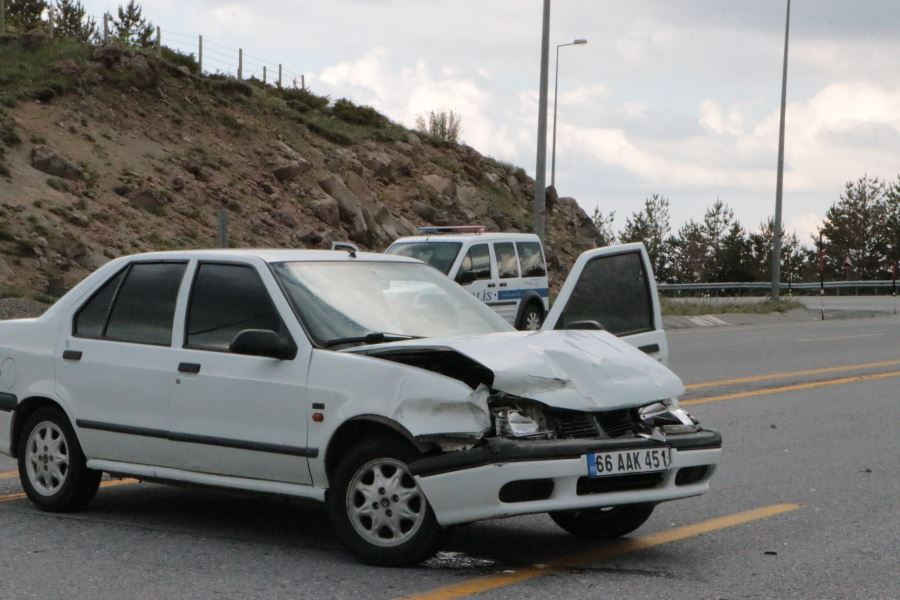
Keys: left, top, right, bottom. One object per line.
{"left": 638, "top": 398, "right": 698, "bottom": 433}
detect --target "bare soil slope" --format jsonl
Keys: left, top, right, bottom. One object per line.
{"left": 0, "top": 35, "right": 602, "bottom": 310}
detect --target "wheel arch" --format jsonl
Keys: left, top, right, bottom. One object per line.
{"left": 325, "top": 415, "right": 432, "bottom": 482}
{"left": 10, "top": 396, "right": 72, "bottom": 459}
{"left": 514, "top": 291, "right": 545, "bottom": 329}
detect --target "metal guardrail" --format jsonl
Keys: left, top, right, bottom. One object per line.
{"left": 658, "top": 280, "right": 896, "bottom": 292}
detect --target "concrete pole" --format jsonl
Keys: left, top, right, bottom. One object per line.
{"left": 0, "top": 0, "right": 5, "bottom": 36}
{"left": 533, "top": 0, "right": 551, "bottom": 241}
{"left": 48, "top": 5, "right": 54, "bottom": 39}
{"left": 263, "top": 65, "right": 267, "bottom": 85}
{"left": 771, "top": 0, "right": 791, "bottom": 300}
{"left": 217, "top": 210, "right": 229, "bottom": 248}
{"left": 277, "top": 64, "right": 282, "bottom": 89}
{"left": 198, "top": 34, "right": 203, "bottom": 74}
{"left": 301, "top": 74, "right": 306, "bottom": 90}
{"left": 103, "top": 13, "right": 109, "bottom": 42}
{"left": 238, "top": 48, "right": 243, "bottom": 80}
{"left": 155, "top": 26, "right": 161, "bottom": 57}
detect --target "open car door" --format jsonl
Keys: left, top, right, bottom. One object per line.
{"left": 542, "top": 242, "right": 668, "bottom": 363}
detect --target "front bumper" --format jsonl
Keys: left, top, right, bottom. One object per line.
{"left": 411, "top": 429, "right": 721, "bottom": 526}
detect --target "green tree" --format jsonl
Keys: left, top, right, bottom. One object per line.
{"left": 7, "top": 0, "right": 48, "bottom": 30}
{"left": 111, "top": 0, "right": 153, "bottom": 47}
{"left": 590, "top": 207, "right": 616, "bottom": 247}
{"left": 749, "top": 218, "right": 807, "bottom": 283}
{"left": 619, "top": 194, "right": 672, "bottom": 280}
{"left": 818, "top": 176, "right": 886, "bottom": 279}
{"left": 54, "top": 0, "right": 97, "bottom": 43}
{"left": 669, "top": 221, "right": 706, "bottom": 282}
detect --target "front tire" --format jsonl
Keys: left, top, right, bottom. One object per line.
{"left": 519, "top": 302, "right": 544, "bottom": 331}
{"left": 327, "top": 436, "right": 446, "bottom": 566}
{"left": 17, "top": 407, "right": 101, "bottom": 512}
{"left": 549, "top": 503, "right": 655, "bottom": 539}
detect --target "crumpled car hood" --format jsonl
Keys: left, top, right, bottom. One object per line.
{"left": 355, "top": 330, "right": 685, "bottom": 412}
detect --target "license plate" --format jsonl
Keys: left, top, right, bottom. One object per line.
{"left": 586, "top": 448, "right": 671, "bottom": 478}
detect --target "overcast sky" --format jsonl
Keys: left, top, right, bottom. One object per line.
{"left": 84, "top": 1, "right": 900, "bottom": 244}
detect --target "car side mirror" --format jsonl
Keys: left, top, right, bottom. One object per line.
{"left": 230, "top": 329, "right": 297, "bottom": 360}
{"left": 561, "top": 320, "right": 605, "bottom": 331}
{"left": 455, "top": 271, "right": 476, "bottom": 285}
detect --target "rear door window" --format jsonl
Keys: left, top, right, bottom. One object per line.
{"left": 104, "top": 263, "right": 186, "bottom": 345}
{"left": 553, "top": 251, "right": 654, "bottom": 335}
{"left": 186, "top": 263, "right": 285, "bottom": 351}
{"left": 516, "top": 242, "right": 546, "bottom": 277}
{"left": 457, "top": 244, "right": 492, "bottom": 282}
{"left": 494, "top": 242, "right": 520, "bottom": 279}
{"left": 74, "top": 269, "right": 126, "bottom": 338}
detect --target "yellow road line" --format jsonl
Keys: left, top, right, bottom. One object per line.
{"left": 683, "top": 370, "right": 900, "bottom": 406}
{"left": 0, "top": 478, "right": 138, "bottom": 504}
{"left": 401, "top": 503, "right": 801, "bottom": 600}
{"left": 795, "top": 333, "right": 884, "bottom": 343}
{"left": 0, "top": 469, "right": 18, "bottom": 480}
{"left": 684, "top": 358, "right": 900, "bottom": 391}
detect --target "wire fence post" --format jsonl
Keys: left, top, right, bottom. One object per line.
{"left": 217, "top": 210, "right": 229, "bottom": 248}
{"left": 263, "top": 65, "right": 267, "bottom": 85}
{"left": 198, "top": 34, "right": 203, "bottom": 74}
{"left": 277, "top": 64, "right": 282, "bottom": 89}
{"left": 155, "top": 26, "right": 161, "bottom": 57}
{"left": 238, "top": 48, "right": 243, "bottom": 80}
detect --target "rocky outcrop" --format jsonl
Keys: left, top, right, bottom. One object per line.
{"left": 30, "top": 146, "right": 84, "bottom": 180}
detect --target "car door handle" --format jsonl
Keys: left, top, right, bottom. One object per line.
{"left": 62, "top": 350, "right": 83, "bottom": 361}
{"left": 486, "top": 283, "right": 496, "bottom": 288}
{"left": 498, "top": 282, "right": 508, "bottom": 287}
{"left": 639, "top": 344, "right": 660, "bottom": 354}
{"left": 178, "top": 362, "right": 201, "bottom": 374}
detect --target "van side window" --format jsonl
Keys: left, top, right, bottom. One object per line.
{"left": 104, "top": 263, "right": 186, "bottom": 345}
{"left": 186, "top": 263, "right": 285, "bottom": 352}
{"left": 516, "top": 242, "right": 546, "bottom": 277}
{"left": 457, "top": 244, "right": 492, "bottom": 282}
{"left": 494, "top": 242, "right": 520, "bottom": 279}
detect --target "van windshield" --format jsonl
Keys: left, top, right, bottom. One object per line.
{"left": 385, "top": 242, "right": 462, "bottom": 274}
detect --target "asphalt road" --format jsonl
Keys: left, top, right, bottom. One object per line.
{"left": 1, "top": 316, "right": 898, "bottom": 599}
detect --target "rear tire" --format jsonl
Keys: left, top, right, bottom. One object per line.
{"left": 17, "top": 407, "right": 102, "bottom": 512}
{"left": 327, "top": 436, "right": 446, "bottom": 566}
{"left": 549, "top": 503, "right": 655, "bottom": 539}
{"left": 519, "top": 302, "right": 544, "bottom": 331}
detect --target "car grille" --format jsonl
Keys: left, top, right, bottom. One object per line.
{"left": 550, "top": 409, "right": 636, "bottom": 439}
{"left": 576, "top": 473, "right": 664, "bottom": 495}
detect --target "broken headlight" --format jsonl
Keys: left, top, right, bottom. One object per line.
{"left": 638, "top": 399, "right": 699, "bottom": 434}
{"left": 490, "top": 396, "right": 554, "bottom": 439}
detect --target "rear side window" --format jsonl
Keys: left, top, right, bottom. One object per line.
{"left": 494, "top": 242, "right": 519, "bottom": 279}
{"left": 457, "top": 244, "right": 492, "bottom": 282}
{"left": 186, "top": 263, "right": 284, "bottom": 351}
{"left": 554, "top": 251, "right": 653, "bottom": 336}
{"left": 104, "top": 263, "right": 186, "bottom": 345}
{"left": 74, "top": 269, "right": 126, "bottom": 338}
{"left": 516, "top": 242, "right": 546, "bottom": 278}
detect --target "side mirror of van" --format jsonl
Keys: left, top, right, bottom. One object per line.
{"left": 455, "top": 271, "right": 477, "bottom": 285}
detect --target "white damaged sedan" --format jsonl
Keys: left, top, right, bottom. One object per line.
{"left": 0, "top": 244, "right": 721, "bottom": 565}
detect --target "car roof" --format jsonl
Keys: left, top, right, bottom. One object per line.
{"left": 112, "top": 249, "right": 422, "bottom": 264}
{"left": 390, "top": 232, "right": 542, "bottom": 244}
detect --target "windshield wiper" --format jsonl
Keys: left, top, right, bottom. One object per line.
{"left": 324, "top": 332, "right": 420, "bottom": 348}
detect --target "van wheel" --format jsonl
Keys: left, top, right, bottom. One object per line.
{"left": 17, "top": 407, "right": 102, "bottom": 512}
{"left": 519, "top": 303, "right": 544, "bottom": 331}
{"left": 327, "top": 436, "right": 446, "bottom": 566}
{"left": 549, "top": 504, "right": 655, "bottom": 539}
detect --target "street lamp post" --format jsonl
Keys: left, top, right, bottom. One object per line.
{"left": 771, "top": 0, "right": 791, "bottom": 300}
{"left": 551, "top": 38, "right": 588, "bottom": 189}
{"left": 533, "top": 0, "right": 551, "bottom": 241}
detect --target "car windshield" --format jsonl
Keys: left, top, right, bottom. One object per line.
{"left": 385, "top": 241, "right": 462, "bottom": 274}
{"left": 271, "top": 260, "right": 513, "bottom": 346}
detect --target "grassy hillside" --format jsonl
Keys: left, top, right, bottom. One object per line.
{"left": 0, "top": 34, "right": 602, "bottom": 305}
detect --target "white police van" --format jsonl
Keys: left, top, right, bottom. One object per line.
{"left": 385, "top": 227, "right": 550, "bottom": 330}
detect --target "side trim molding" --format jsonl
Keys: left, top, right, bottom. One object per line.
{"left": 76, "top": 419, "right": 318, "bottom": 458}
{"left": 0, "top": 392, "right": 17, "bottom": 412}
